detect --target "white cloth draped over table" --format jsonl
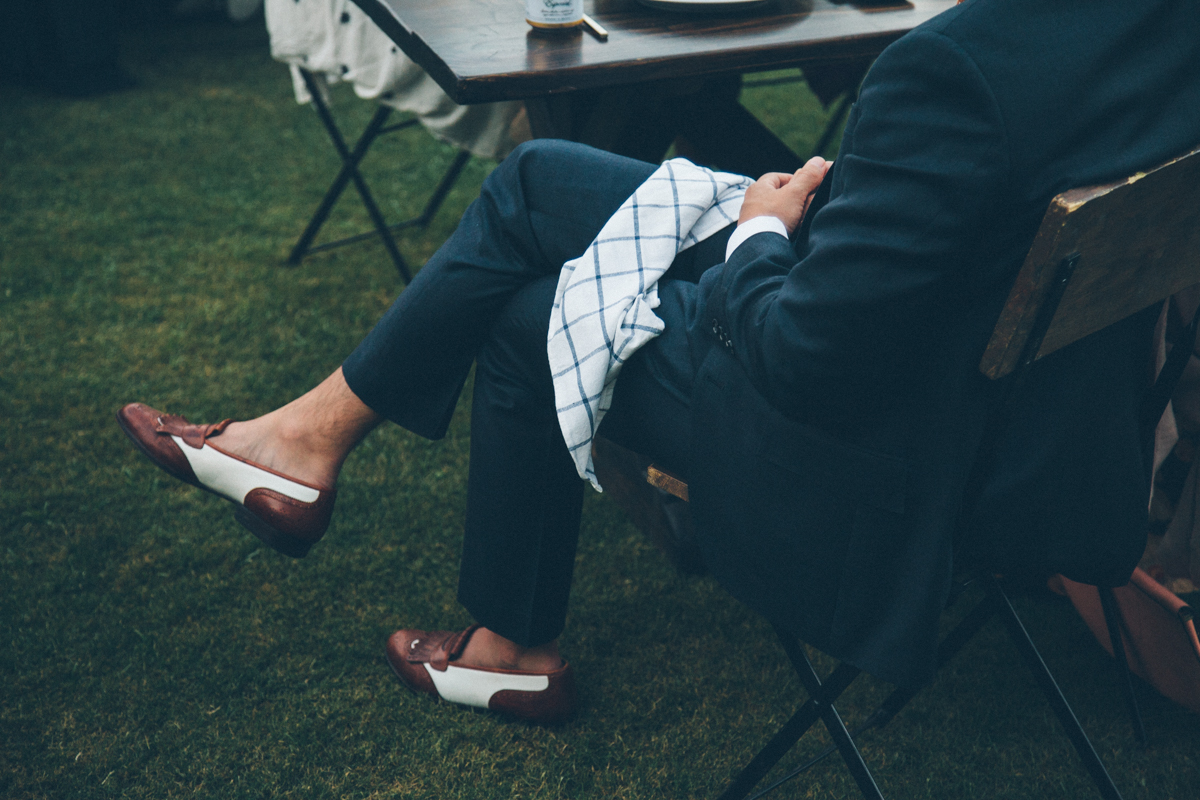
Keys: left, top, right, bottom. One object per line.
{"left": 548, "top": 158, "right": 753, "bottom": 490}
{"left": 264, "top": 0, "right": 523, "bottom": 160}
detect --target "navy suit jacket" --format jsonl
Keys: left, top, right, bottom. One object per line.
{"left": 688, "top": 0, "right": 1200, "bottom": 687}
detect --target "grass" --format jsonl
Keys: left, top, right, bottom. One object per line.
{"left": 2, "top": 14, "right": 1198, "bottom": 800}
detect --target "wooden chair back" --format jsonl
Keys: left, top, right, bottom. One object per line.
{"left": 980, "top": 145, "right": 1200, "bottom": 380}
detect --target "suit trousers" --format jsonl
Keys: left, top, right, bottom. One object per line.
{"left": 342, "top": 140, "right": 733, "bottom": 647}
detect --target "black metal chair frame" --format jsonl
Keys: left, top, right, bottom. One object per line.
{"left": 720, "top": 581, "right": 1141, "bottom": 800}
{"left": 287, "top": 68, "right": 472, "bottom": 282}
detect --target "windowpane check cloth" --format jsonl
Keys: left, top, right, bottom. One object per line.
{"left": 548, "top": 158, "right": 753, "bottom": 489}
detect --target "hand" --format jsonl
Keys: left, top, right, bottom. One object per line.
{"left": 738, "top": 157, "right": 833, "bottom": 235}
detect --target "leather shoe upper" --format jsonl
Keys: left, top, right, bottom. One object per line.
{"left": 386, "top": 626, "right": 576, "bottom": 723}
{"left": 116, "top": 402, "right": 335, "bottom": 554}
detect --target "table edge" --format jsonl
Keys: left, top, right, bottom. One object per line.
{"left": 351, "top": 0, "right": 939, "bottom": 104}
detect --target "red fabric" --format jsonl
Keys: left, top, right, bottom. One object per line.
{"left": 1061, "top": 567, "right": 1200, "bottom": 713}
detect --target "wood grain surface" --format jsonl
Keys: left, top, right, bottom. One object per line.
{"left": 352, "top": 0, "right": 954, "bottom": 103}
{"left": 981, "top": 145, "right": 1200, "bottom": 380}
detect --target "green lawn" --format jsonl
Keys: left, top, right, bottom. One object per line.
{"left": 2, "top": 15, "right": 1197, "bottom": 800}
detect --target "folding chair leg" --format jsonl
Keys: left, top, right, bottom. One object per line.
{"left": 289, "top": 69, "right": 412, "bottom": 281}
{"left": 987, "top": 575, "right": 1124, "bottom": 800}
{"left": 779, "top": 633, "right": 885, "bottom": 800}
{"left": 744, "top": 593, "right": 1000, "bottom": 799}
{"left": 716, "top": 661, "right": 862, "bottom": 800}
{"left": 313, "top": 149, "right": 471, "bottom": 244}
{"left": 1098, "top": 587, "right": 1148, "bottom": 745}
{"left": 345, "top": 153, "right": 412, "bottom": 281}
{"left": 863, "top": 590, "right": 999, "bottom": 731}
{"left": 288, "top": 100, "right": 395, "bottom": 264}
{"left": 413, "top": 149, "right": 472, "bottom": 228}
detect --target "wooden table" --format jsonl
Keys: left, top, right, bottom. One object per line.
{"left": 352, "top": 0, "right": 956, "bottom": 173}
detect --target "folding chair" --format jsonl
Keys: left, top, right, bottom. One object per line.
{"left": 287, "top": 67, "right": 472, "bottom": 282}
{"left": 631, "top": 142, "right": 1200, "bottom": 799}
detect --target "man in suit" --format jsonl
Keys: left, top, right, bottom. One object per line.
{"left": 120, "top": 0, "right": 1200, "bottom": 720}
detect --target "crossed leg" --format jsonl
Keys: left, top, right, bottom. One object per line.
{"left": 121, "top": 139, "right": 729, "bottom": 713}
{"left": 213, "top": 364, "right": 565, "bottom": 671}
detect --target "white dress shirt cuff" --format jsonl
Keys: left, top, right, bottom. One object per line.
{"left": 725, "top": 215, "right": 790, "bottom": 261}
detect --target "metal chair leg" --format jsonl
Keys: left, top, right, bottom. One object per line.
{"left": 987, "top": 575, "right": 1124, "bottom": 800}
{"left": 744, "top": 594, "right": 999, "bottom": 799}
{"left": 716, "top": 660, "right": 862, "bottom": 800}
{"left": 309, "top": 148, "right": 471, "bottom": 248}
{"left": 1098, "top": 586, "right": 1148, "bottom": 745}
{"left": 347, "top": 163, "right": 412, "bottom": 280}
{"left": 779, "top": 635, "right": 885, "bottom": 800}
{"left": 290, "top": 68, "right": 478, "bottom": 282}
{"left": 288, "top": 82, "right": 399, "bottom": 268}
{"left": 850, "top": 588, "right": 999, "bottom": 735}
{"left": 413, "top": 149, "right": 472, "bottom": 228}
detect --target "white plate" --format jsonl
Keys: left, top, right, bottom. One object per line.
{"left": 636, "top": 0, "right": 773, "bottom": 13}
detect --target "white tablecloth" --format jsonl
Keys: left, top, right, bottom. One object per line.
{"left": 265, "top": 0, "right": 523, "bottom": 160}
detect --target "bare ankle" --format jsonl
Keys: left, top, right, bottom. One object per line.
{"left": 205, "top": 368, "right": 379, "bottom": 489}
{"left": 273, "top": 415, "right": 325, "bottom": 455}
{"left": 214, "top": 416, "right": 341, "bottom": 489}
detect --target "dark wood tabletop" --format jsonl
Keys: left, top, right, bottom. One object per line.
{"left": 353, "top": 0, "right": 956, "bottom": 105}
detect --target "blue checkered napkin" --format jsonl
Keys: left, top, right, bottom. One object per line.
{"left": 548, "top": 158, "right": 752, "bottom": 490}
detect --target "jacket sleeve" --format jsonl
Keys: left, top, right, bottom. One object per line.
{"left": 698, "top": 29, "right": 1011, "bottom": 416}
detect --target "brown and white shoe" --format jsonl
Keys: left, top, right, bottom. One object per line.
{"left": 385, "top": 625, "right": 576, "bottom": 724}
{"left": 116, "top": 402, "right": 335, "bottom": 558}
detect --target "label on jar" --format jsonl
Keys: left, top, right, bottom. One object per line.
{"left": 526, "top": 0, "right": 583, "bottom": 28}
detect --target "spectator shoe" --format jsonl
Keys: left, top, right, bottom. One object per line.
{"left": 386, "top": 625, "right": 576, "bottom": 723}
{"left": 116, "top": 402, "right": 335, "bottom": 557}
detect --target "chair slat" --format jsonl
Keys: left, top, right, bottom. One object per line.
{"left": 646, "top": 464, "right": 689, "bottom": 501}
{"left": 981, "top": 145, "right": 1200, "bottom": 380}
